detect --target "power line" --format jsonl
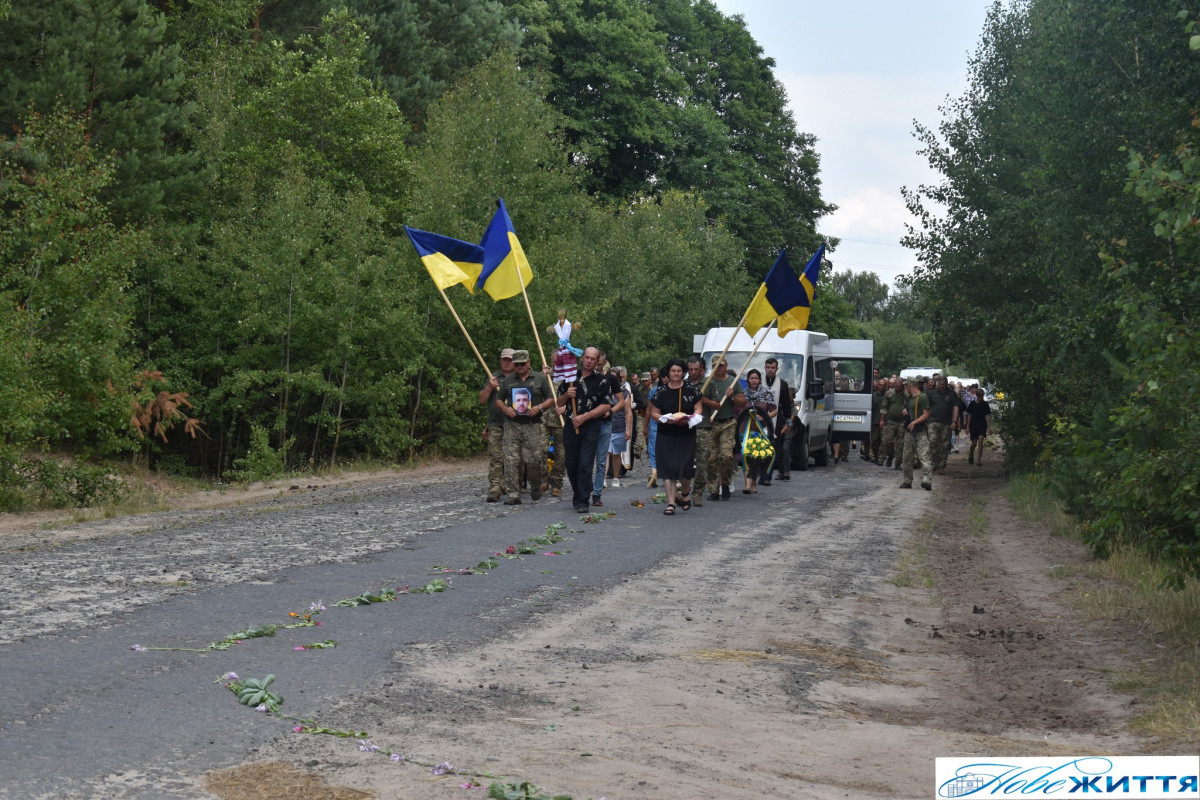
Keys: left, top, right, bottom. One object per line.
{"left": 826, "top": 235, "right": 911, "bottom": 248}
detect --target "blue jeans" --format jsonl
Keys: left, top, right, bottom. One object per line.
{"left": 592, "top": 419, "right": 611, "bottom": 496}
{"left": 564, "top": 421, "right": 601, "bottom": 509}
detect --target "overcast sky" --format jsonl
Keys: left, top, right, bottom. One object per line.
{"left": 710, "top": 0, "right": 991, "bottom": 286}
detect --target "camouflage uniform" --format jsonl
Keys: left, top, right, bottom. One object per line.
{"left": 486, "top": 424, "right": 506, "bottom": 500}
{"left": 703, "top": 372, "right": 743, "bottom": 494}
{"left": 689, "top": 376, "right": 711, "bottom": 495}
{"left": 504, "top": 421, "right": 544, "bottom": 503}
{"left": 542, "top": 411, "right": 566, "bottom": 494}
{"left": 901, "top": 389, "right": 933, "bottom": 489}
{"left": 901, "top": 427, "right": 933, "bottom": 488}
{"left": 881, "top": 388, "right": 906, "bottom": 467}
{"left": 926, "top": 386, "right": 958, "bottom": 471}
{"left": 484, "top": 367, "right": 508, "bottom": 501}
{"left": 498, "top": 364, "right": 553, "bottom": 503}
{"left": 869, "top": 388, "right": 885, "bottom": 463}
{"left": 928, "top": 422, "right": 951, "bottom": 471}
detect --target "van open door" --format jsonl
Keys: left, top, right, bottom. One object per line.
{"left": 829, "top": 338, "right": 874, "bottom": 446}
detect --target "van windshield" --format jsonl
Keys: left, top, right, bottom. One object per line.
{"left": 831, "top": 358, "right": 870, "bottom": 393}
{"left": 701, "top": 352, "right": 805, "bottom": 396}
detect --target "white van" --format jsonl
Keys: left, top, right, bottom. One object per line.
{"left": 899, "top": 367, "right": 941, "bottom": 381}
{"left": 691, "top": 328, "right": 874, "bottom": 470}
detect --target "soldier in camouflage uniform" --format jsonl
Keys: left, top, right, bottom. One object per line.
{"left": 687, "top": 356, "right": 710, "bottom": 506}
{"left": 480, "top": 348, "right": 517, "bottom": 502}
{"left": 880, "top": 377, "right": 907, "bottom": 469}
{"left": 926, "top": 375, "right": 958, "bottom": 472}
{"left": 900, "top": 377, "right": 933, "bottom": 490}
{"left": 701, "top": 355, "right": 745, "bottom": 500}
{"left": 495, "top": 350, "right": 554, "bottom": 505}
{"left": 869, "top": 379, "right": 886, "bottom": 463}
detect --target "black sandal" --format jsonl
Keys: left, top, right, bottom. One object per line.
{"left": 663, "top": 504, "right": 676, "bottom": 515}
{"left": 679, "top": 492, "right": 691, "bottom": 511}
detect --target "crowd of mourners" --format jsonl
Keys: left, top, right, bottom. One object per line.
{"left": 480, "top": 346, "right": 799, "bottom": 515}
{"left": 480, "top": 347, "right": 993, "bottom": 514}
{"left": 865, "top": 371, "right": 993, "bottom": 492}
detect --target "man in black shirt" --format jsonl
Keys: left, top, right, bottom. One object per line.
{"left": 763, "top": 357, "right": 793, "bottom": 482}
{"left": 556, "top": 346, "right": 613, "bottom": 513}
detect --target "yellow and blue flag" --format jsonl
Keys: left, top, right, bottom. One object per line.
{"left": 476, "top": 199, "right": 533, "bottom": 301}
{"left": 404, "top": 226, "right": 485, "bottom": 292}
{"left": 743, "top": 244, "right": 824, "bottom": 337}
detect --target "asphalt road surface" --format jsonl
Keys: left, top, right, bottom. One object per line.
{"left": 0, "top": 457, "right": 904, "bottom": 799}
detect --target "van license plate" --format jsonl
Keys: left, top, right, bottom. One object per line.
{"left": 834, "top": 414, "right": 864, "bottom": 423}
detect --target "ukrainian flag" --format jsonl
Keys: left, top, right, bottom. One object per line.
{"left": 404, "top": 226, "right": 485, "bottom": 292}
{"left": 743, "top": 244, "right": 825, "bottom": 337}
{"left": 476, "top": 199, "right": 533, "bottom": 301}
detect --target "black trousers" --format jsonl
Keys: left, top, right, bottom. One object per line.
{"left": 564, "top": 421, "right": 601, "bottom": 508}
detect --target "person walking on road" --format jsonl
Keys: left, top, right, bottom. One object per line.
{"left": 967, "top": 387, "right": 992, "bottom": 465}
{"left": 899, "top": 377, "right": 933, "bottom": 491}
{"left": 480, "top": 348, "right": 516, "bottom": 502}
{"left": 555, "top": 347, "right": 613, "bottom": 513}
{"left": 926, "top": 375, "right": 959, "bottom": 472}
{"left": 701, "top": 355, "right": 745, "bottom": 501}
{"left": 686, "top": 356, "right": 710, "bottom": 504}
{"left": 495, "top": 351, "right": 554, "bottom": 505}
{"left": 650, "top": 359, "right": 703, "bottom": 515}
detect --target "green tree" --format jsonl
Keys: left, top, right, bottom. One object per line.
{"left": 220, "top": 10, "right": 411, "bottom": 223}
{"left": 828, "top": 268, "right": 890, "bottom": 322}
{"left": 0, "top": 105, "right": 144, "bottom": 455}
{"left": 1057, "top": 56, "right": 1200, "bottom": 582}
{"left": 0, "top": 0, "right": 197, "bottom": 221}
{"left": 903, "top": 0, "right": 1199, "bottom": 468}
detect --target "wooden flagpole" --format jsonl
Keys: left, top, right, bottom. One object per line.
{"left": 518, "top": 279, "right": 564, "bottom": 422}
{"left": 709, "top": 319, "right": 777, "bottom": 421}
{"left": 698, "top": 308, "right": 750, "bottom": 396}
{"left": 436, "top": 284, "right": 492, "bottom": 378}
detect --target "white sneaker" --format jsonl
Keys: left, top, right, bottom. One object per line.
{"left": 612, "top": 479, "right": 620, "bottom": 488}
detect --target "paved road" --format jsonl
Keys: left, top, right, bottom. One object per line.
{"left": 0, "top": 458, "right": 886, "bottom": 799}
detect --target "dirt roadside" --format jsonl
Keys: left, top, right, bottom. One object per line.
{"left": 0, "top": 456, "right": 488, "bottom": 549}
{"left": 205, "top": 454, "right": 1153, "bottom": 800}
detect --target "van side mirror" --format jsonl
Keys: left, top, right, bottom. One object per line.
{"left": 806, "top": 379, "right": 825, "bottom": 400}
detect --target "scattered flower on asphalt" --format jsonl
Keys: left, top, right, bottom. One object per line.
{"left": 358, "top": 741, "right": 381, "bottom": 753}
{"left": 506, "top": 546, "right": 516, "bottom": 555}
{"left": 543, "top": 552, "right": 559, "bottom": 556}
{"left": 293, "top": 726, "right": 304, "bottom": 732}
{"left": 222, "top": 672, "right": 239, "bottom": 681}
{"left": 461, "top": 781, "right": 483, "bottom": 789}
{"left": 396, "top": 586, "right": 410, "bottom": 594}
{"left": 295, "top": 646, "right": 306, "bottom": 650}
{"left": 389, "top": 753, "right": 404, "bottom": 763}
{"left": 254, "top": 704, "right": 268, "bottom": 712}
{"left": 432, "top": 762, "right": 454, "bottom": 775}
{"left": 130, "top": 644, "right": 147, "bottom": 651}
{"left": 309, "top": 601, "right": 326, "bottom": 612}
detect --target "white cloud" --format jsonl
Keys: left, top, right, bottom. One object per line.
{"left": 824, "top": 186, "right": 912, "bottom": 240}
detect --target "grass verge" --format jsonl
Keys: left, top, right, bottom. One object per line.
{"left": 1010, "top": 474, "right": 1200, "bottom": 744}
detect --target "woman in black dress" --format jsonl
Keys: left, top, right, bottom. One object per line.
{"left": 650, "top": 359, "right": 703, "bottom": 514}
{"left": 967, "top": 387, "right": 992, "bottom": 465}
